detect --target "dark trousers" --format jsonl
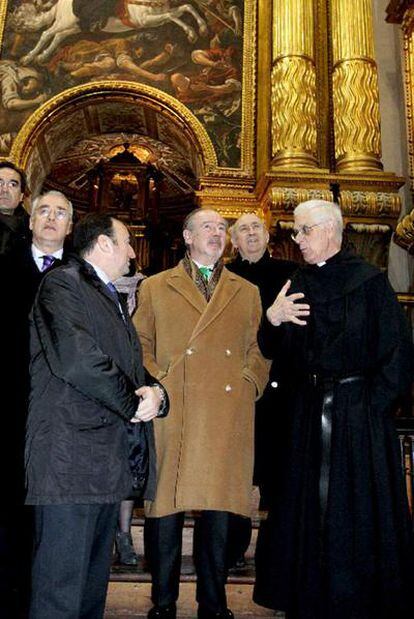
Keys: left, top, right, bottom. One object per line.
{"left": 146, "top": 511, "right": 230, "bottom": 613}
{"left": 30, "top": 503, "right": 119, "bottom": 619}
{"left": 0, "top": 504, "right": 33, "bottom": 618}
{"left": 227, "top": 514, "right": 251, "bottom": 567}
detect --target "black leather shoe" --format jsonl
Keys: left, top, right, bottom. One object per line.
{"left": 147, "top": 603, "right": 177, "bottom": 619}
{"left": 197, "top": 607, "right": 234, "bottom": 619}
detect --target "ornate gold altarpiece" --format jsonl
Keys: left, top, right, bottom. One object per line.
{"left": 251, "top": 0, "right": 403, "bottom": 268}
{"left": 210, "top": 0, "right": 403, "bottom": 270}
{"left": 0, "top": 0, "right": 405, "bottom": 269}
{"left": 387, "top": 0, "right": 414, "bottom": 254}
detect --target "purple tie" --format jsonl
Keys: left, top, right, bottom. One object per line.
{"left": 106, "top": 282, "right": 119, "bottom": 300}
{"left": 41, "top": 255, "right": 55, "bottom": 272}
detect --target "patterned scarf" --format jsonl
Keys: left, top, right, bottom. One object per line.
{"left": 182, "top": 253, "right": 224, "bottom": 302}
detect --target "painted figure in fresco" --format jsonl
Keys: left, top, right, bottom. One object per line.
{"left": 4, "top": 0, "right": 245, "bottom": 167}
{"left": 170, "top": 30, "right": 240, "bottom": 104}
{"left": 200, "top": 1, "right": 242, "bottom": 37}
{"left": 47, "top": 37, "right": 176, "bottom": 83}
{"left": 18, "top": 0, "right": 208, "bottom": 65}
{"left": 0, "top": 60, "right": 47, "bottom": 153}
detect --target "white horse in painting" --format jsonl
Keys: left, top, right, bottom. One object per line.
{"left": 18, "top": 0, "right": 208, "bottom": 65}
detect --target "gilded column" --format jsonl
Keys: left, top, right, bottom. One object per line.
{"left": 331, "top": 0, "right": 382, "bottom": 172}
{"left": 271, "top": 0, "right": 318, "bottom": 168}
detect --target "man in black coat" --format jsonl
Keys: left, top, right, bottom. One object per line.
{"left": 254, "top": 200, "right": 414, "bottom": 619}
{"left": 0, "top": 189, "right": 72, "bottom": 617}
{"left": 0, "top": 160, "right": 29, "bottom": 256}
{"left": 225, "top": 213, "right": 296, "bottom": 568}
{"left": 26, "top": 213, "right": 167, "bottom": 619}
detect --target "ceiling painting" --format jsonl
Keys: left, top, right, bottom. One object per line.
{"left": 1, "top": 0, "right": 245, "bottom": 168}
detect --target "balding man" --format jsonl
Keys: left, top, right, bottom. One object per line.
{"left": 134, "top": 208, "right": 269, "bottom": 619}
{"left": 226, "top": 213, "right": 296, "bottom": 568}
{"left": 228, "top": 213, "right": 296, "bottom": 502}
{"left": 254, "top": 200, "right": 414, "bottom": 619}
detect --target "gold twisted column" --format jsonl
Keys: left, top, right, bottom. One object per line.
{"left": 331, "top": 0, "right": 383, "bottom": 172}
{"left": 271, "top": 0, "right": 318, "bottom": 169}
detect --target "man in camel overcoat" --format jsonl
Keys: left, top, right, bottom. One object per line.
{"left": 134, "top": 208, "right": 269, "bottom": 619}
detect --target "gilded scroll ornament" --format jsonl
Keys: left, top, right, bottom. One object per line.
{"left": 269, "top": 187, "right": 333, "bottom": 212}
{"left": 339, "top": 190, "right": 401, "bottom": 219}
{"left": 394, "top": 208, "right": 414, "bottom": 252}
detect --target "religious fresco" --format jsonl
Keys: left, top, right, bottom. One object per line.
{"left": 0, "top": 0, "right": 245, "bottom": 167}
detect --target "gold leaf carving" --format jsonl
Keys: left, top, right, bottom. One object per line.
{"left": 269, "top": 187, "right": 333, "bottom": 212}
{"left": 339, "top": 190, "right": 401, "bottom": 218}
{"left": 333, "top": 60, "right": 382, "bottom": 170}
{"left": 271, "top": 57, "right": 317, "bottom": 166}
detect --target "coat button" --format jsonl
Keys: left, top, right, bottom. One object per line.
{"left": 186, "top": 348, "right": 194, "bottom": 356}
{"left": 270, "top": 381, "right": 278, "bottom": 388}
{"left": 225, "top": 349, "right": 231, "bottom": 356}
{"left": 225, "top": 384, "right": 232, "bottom": 392}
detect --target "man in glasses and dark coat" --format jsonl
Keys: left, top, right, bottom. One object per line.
{"left": 254, "top": 199, "right": 414, "bottom": 619}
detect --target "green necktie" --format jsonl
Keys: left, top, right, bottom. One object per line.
{"left": 199, "top": 266, "right": 213, "bottom": 281}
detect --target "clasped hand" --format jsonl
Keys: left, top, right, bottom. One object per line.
{"left": 266, "top": 279, "right": 310, "bottom": 327}
{"left": 131, "top": 385, "right": 162, "bottom": 423}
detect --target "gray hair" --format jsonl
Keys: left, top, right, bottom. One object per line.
{"left": 294, "top": 199, "right": 343, "bottom": 242}
{"left": 182, "top": 208, "right": 228, "bottom": 232}
{"left": 31, "top": 190, "right": 73, "bottom": 219}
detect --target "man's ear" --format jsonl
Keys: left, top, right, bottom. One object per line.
{"left": 183, "top": 229, "right": 192, "bottom": 245}
{"left": 96, "top": 234, "right": 113, "bottom": 253}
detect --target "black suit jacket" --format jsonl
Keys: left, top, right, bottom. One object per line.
{"left": 25, "top": 255, "right": 157, "bottom": 505}
{"left": 0, "top": 246, "right": 63, "bottom": 504}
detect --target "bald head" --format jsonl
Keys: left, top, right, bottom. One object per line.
{"left": 230, "top": 213, "right": 269, "bottom": 263}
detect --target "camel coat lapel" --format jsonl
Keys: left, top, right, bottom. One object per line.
{"left": 134, "top": 261, "right": 270, "bottom": 517}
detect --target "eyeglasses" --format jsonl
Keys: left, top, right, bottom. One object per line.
{"left": 34, "top": 206, "right": 70, "bottom": 220}
{"left": 0, "top": 179, "right": 21, "bottom": 190}
{"left": 291, "top": 222, "right": 325, "bottom": 241}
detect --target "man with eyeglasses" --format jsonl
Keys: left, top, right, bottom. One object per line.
{"left": 254, "top": 200, "right": 414, "bottom": 619}
{"left": 0, "top": 190, "right": 73, "bottom": 617}
{"left": 0, "top": 160, "right": 29, "bottom": 256}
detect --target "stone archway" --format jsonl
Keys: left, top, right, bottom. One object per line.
{"left": 11, "top": 80, "right": 217, "bottom": 195}
{"left": 10, "top": 81, "right": 218, "bottom": 271}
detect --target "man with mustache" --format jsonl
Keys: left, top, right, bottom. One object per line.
{"left": 134, "top": 208, "right": 269, "bottom": 619}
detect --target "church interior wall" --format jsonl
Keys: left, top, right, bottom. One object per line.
{"left": 374, "top": 0, "right": 413, "bottom": 291}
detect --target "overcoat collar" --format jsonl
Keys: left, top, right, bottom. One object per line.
{"left": 166, "top": 261, "right": 242, "bottom": 342}
{"left": 68, "top": 254, "right": 132, "bottom": 330}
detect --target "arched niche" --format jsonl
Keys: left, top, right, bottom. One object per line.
{"left": 10, "top": 80, "right": 217, "bottom": 198}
